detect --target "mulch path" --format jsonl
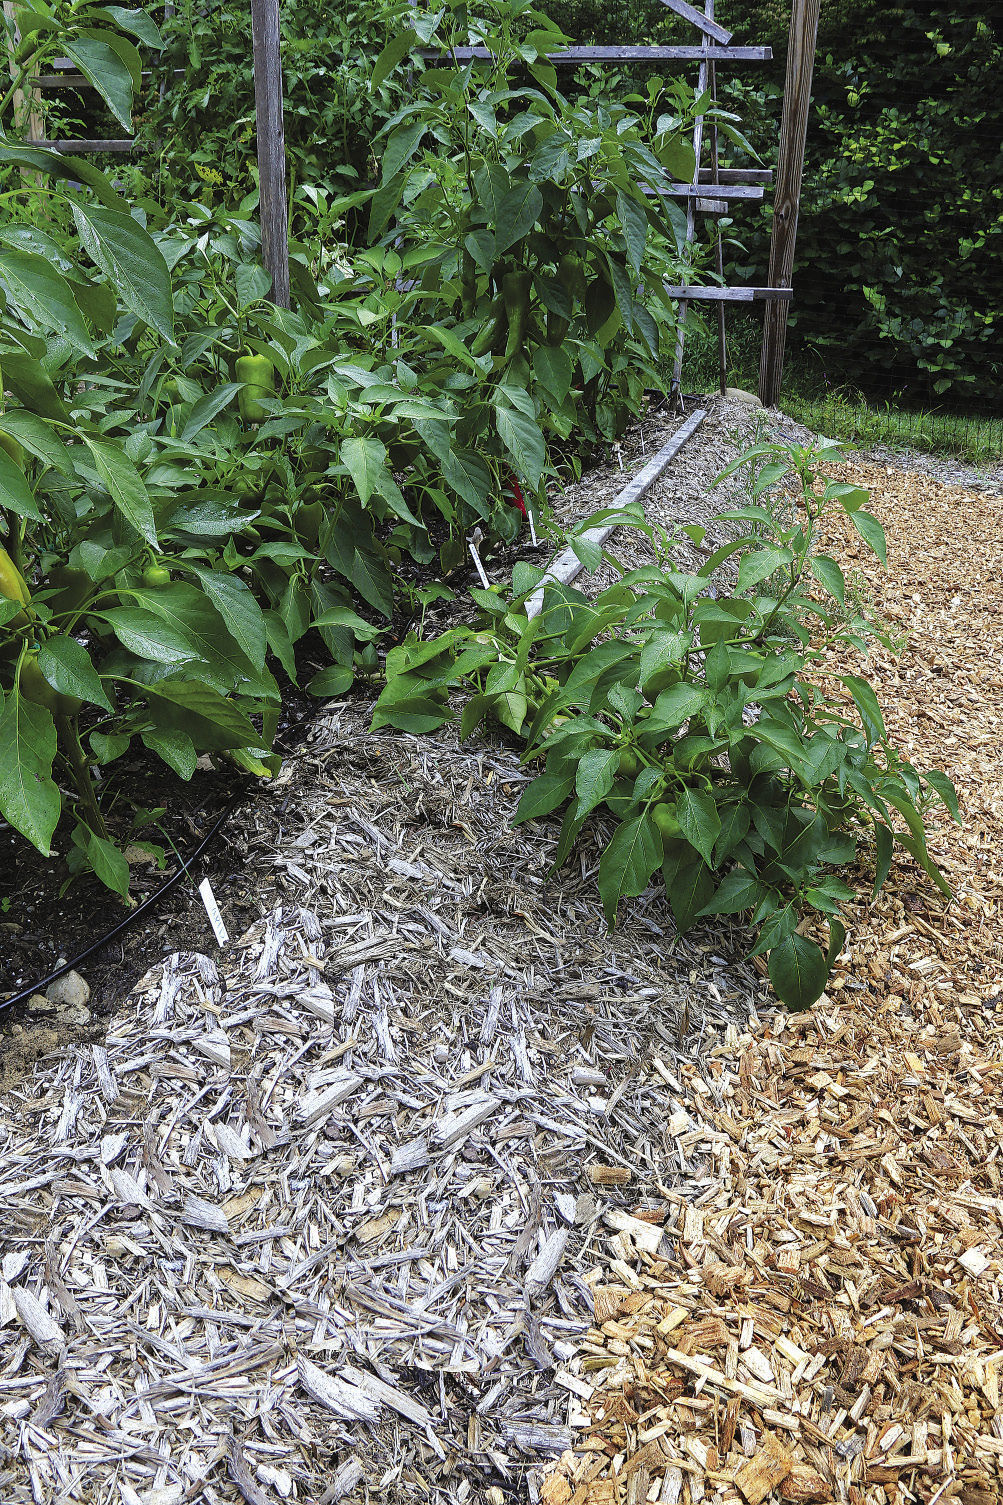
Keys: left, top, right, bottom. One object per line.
{"left": 2, "top": 441, "right": 1001, "bottom": 1505}
{"left": 542, "top": 463, "right": 1003, "bottom": 1505}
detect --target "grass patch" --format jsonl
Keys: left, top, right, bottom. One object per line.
{"left": 782, "top": 391, "right": 1003, "bottom": 467}
{"left": 682, "top": 317, "right": 1002, "bottom": 467}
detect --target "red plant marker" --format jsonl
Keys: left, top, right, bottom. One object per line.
{"left": 508, "top": 470, "right": 527, "bottom": 519}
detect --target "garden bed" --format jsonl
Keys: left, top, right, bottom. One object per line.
{"left": 1, "top": 412, "right": 1000, "bottom": 1505}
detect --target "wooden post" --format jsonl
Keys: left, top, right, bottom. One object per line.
{"left": 4, "top": 0, "right": 45, "bottom": 143}
{"left": 758, "top": 0, "right": 820, "bottom": 407}
{"left": 249, "top": 0, "right": 290, "bottom": 309}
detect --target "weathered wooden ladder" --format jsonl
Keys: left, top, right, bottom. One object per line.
{"left": 438, "top": 0, "right": 793, "bottom": 405}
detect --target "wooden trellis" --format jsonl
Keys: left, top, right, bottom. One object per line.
{"left": 3, "top": 0, "right": 818, "bottom": 398}
{"left": 422, "top": 0, "right": 812, "bottom": 404}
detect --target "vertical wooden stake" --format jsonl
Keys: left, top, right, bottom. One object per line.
{"left": 4, "top": 0, "right": 45, "bottom": 143}
{"left": 758, "top": 0, "right": 820, "bottom": 407}
{"left": 249, "top": 0, "right": 290, "bottom": 309}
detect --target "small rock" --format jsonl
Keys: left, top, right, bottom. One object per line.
{"left": 725, "top": 386, "right": 763, "bottom": 407}
{"left": 46, "top": 970, "right": 90, "bottom": 1010}
{"left": 26, "top": 993, "right": 55, "bottom": 1015}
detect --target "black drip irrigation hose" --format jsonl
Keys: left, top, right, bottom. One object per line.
{"left": 0, "top": 710, "right": 317, "bottom": 1020}
{"left": 0, "top": 793, "right": 243, "bottom": 1018}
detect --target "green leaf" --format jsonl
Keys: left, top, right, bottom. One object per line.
{"left": 371, "top": 27, "right": 416, "bottom": 89}
{"left": 440, "top": 448, "right": 491, "bottom": 517}
{"left": 752, "top": 718, "right": 812, "bottom": 778}
{"left": 662, "top": 846, "right": 716, "bottom": 932}
{"left": 187, "top": 565, "right": 267, "bottom": 671}
{"left": 495, "top": 404, "right": 545, "bottom": 490}
{"left": 135, "top": 583, "right": 278, "bottom": 693}
{"left": 0, "top": 141, "right": 122, "bottom": 209}
{"left": 381, "top": 122, "right": 426, "bottom": 183}
{"left": 103, "top": 6, "right": 165, "bottom": 49}
{"left": 575, "top": 746, "right": 619, "bottom": 815}
{"left": 826, "top": 917, "right": 846, "bottom": 970}
{"left": 872, "top": 821, "right": 894, "bottom": 896}
{"left": 90, "top": 730, "right": 130, "bottom": 764}
{"left": 0, "top": 692, "right": 59, "bottom": 853}
{"left": 923, "top": 768, "right": 959, "bottom": 822}
{"left": 850, "top": 509, "right": 887, "bottom": 566}
{"left": 713, "top": 801, "right": 751, "bottom": 863}
{"left": 427, "top": 324, "right": 481, "bottom": 373}
{"left": 841, "top": 674, "right": 886, "bottom": 744}
{"left": 234, "top": 261, "right": 272, "bottom": 310}
{"left": 648, "top": 681, "right": 705, "bottom": 733}
{"left": 596, "top": 814, "right": 662, "bottom": 926}
{"left": 179, "top": 383, "right": 241, "bottom": 441}
{"left": 310, "top": 605, "right": 383, "bottom": 641}
{"left": 615, "top": 190, "right": 648, "bottom": 275}
{"left": 638, "top": 631, "right": 689, "bottom": 690}
{"left": 676, "top": 787, "right": 722, "bottom": 867}
{"left": 69, "top": 200, "right": 174, "bottom": 343}
{"left": 141, "top": 726, "right": 197, "bottom": 780}
{"left": 532, "top": 343, "right": 572, "bottom": 404}
{"left": 737, "top": 545, "right": 792, "bottom": 594}
{"left": 603, "top": 254, "right": 634, "bottom": 330}
{"left": 513, "top": 769, "right": 574, "bottom": 825}
{"left": 307, "top": 665, "right": 354, "bottom": 698}
{"left": 751, "top": 462, "right": 790, "bottom": 498}
{"left": 37, "top": 637, "right": 112, "bottom": 711}
{"left": 699, "top": 868, "right": 768, "bottom": 915}
{"left": 145, "top": 679, "right": 258, "bottom": 749}
{"left": 811, "top": 554, "right": 845, "bottom": 605}
{"left": 104, "top": 607, "right": 201, "bottom": 664}
{"left": 0, "top": 346, "right": 69, "bottom": 421}
{"left": 371, "top": 691, "right": 453, "bottom": 734}
{"left": 0, "top": 445, "right": 42, "bottom": 522}
{"left": 0, "top": 246, "right": 94, "bottom": 354}
{"left": 64, "top": 36, "right": 135, "bottom": 127}
{"left": 341, "top": 435, "right": 388, "bottom": 506}
{"left": 767, "top": 932, "right": 829, "bottom": 1012}
{"left": 494, "top": 182, "right": 544, "bottom": 254}
{"left": 78, "top": 825, "right": 130, "bottom": 899}
{"left": 82, "top": 437, "right": 157, "bottom": 545}
{"left": 0, "top": 409, "right": 73, "bottom": 475}
{"left": 824, "top": 480, "right": 868, "bottom": 512}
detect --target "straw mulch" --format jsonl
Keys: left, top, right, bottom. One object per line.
{"left": 2, "top": 444, "right": 1000, "bottom": 1505}
{"left": 0, "top": 709, "right": 765, "bottom": 1505}
{"left": 542, "top": 464, "right": 1003, "bottom": 1505}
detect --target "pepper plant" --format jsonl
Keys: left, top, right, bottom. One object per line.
{"left": 372, "top": 438, "right": 958, "bottom": 1010}
{"left": 368, "top": 0, "right": 752, "bottom": 470}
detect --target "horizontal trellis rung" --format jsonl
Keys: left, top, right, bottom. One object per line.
{"left": 421, "top": 45, "right": 772, "bottom": 65}
{"left": 663, "top": 285, "right": 793, "bottom": 302}
{"left": 646, "top": 183, "right": 765, "bottom": 200}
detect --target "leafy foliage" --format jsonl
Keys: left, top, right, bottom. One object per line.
{"left": 546, "top": 0, "right": 1002, "bottom": 404}
{"left": 372, "top": 438, "right": 957, "bottom": 1011}
{"left": 0, "top": 0, "right": 718, "bottom": 899}
{"left": 141, "top": 0, "right": 403, "bottom": 233}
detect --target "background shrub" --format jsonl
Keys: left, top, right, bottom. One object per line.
{"left": 544, "top": 0, "right": 1002, "bottom": 408}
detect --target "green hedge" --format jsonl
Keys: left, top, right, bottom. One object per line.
{"left": 548, "top": 0, "right": 1002, "bottom": 406}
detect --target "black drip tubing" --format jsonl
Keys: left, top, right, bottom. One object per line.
{"left": 0, "top": 709, "right": 316, "bottom": 1018}
{"left": 0, "top": 792, "right": 243, "bottom": 1017}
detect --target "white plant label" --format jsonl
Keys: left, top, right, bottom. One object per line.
{"left": 198, "top": 878, "right": 229, "bottom": 945}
